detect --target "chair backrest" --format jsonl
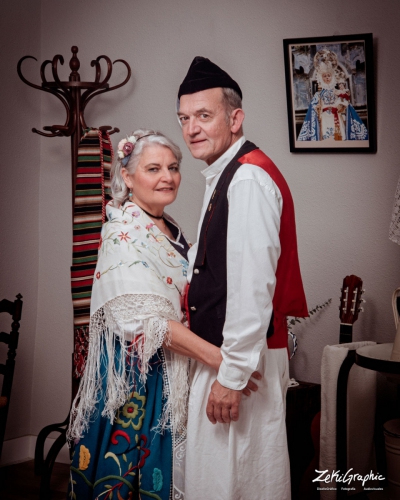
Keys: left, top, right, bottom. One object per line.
{"left": 0, "top": 293, "right": 23, "bottom": 460}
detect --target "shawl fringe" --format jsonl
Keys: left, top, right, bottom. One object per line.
{"left": 67, "top": 293, "right": 189, "bottom": 442}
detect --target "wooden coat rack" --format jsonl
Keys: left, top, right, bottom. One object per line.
{"left": 17, "top": 45, "right": 131, "bottom": 201}
{"left": 17, "top": 46, "right": 131, "bottom": 499}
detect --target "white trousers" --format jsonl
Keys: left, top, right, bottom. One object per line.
{"left": 185, "top": 346, "right": 291, "bottom": 500}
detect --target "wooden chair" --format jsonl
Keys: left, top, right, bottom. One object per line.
{"left": 0, "top": 294, "right": 23, "bottom": 461}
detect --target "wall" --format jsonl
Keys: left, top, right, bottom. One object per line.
{"left": 2, "top": 0, "right": 400, "bottom": 446}
{"left": 0, "top": 0, "right": 41, "bottom": 442}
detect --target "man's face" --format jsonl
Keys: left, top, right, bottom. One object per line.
{"left": 178, "top": 88, "right": 234, "bottom": 166}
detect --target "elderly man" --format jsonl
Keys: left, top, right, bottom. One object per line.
{"left": 177, "top": 57, "right": 308, "bottom": 499}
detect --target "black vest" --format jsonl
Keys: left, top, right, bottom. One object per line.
{"left": 187, "top": 141, "right": 273, "bottom": 347}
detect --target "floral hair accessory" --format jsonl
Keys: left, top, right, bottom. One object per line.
{"left": 118, "top": 135, "right": 137, "bottom": 166}
{"left": 117, "top": 133, "right": 156, "bottom": 167}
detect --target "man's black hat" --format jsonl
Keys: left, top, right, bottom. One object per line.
{"left": 178, "top": 56, "right": 242, "bottom": 100}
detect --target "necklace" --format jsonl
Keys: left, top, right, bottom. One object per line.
{"left": 140, "top": 206, "right": 164, "bottom": 220}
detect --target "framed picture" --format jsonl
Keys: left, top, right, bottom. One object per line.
{"left": 283, "top": 33, "right": 376, "bottom": 153}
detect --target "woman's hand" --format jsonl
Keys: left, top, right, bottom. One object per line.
{"left": 242, "top": 371, "right": 262, "bottom": 396}
{"left": 167, "top": 320, "right": 263, "bottom": 397}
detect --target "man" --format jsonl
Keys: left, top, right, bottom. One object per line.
{"left": 177, "top": 57, "right": 308, "bottom": 499}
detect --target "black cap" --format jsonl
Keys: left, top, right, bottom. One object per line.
{"left": 178, "top": 56, "right": 242, "bottom": 100}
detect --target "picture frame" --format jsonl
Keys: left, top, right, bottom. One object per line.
{"left": 283, "top": 33, "right": 376, "bottom": 153}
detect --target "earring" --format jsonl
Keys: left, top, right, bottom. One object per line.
{"left": 129, "top": 190, "right": 132, "bottom": 198}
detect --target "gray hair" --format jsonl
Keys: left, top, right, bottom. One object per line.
{"left": 221, "top": 88, "right": 243, "bottom": 133}
{"left": 221, "top": 87, "right": 242, "bottom": 117}
{"left": 111, "top": 129, "right": 182, "bottom": 208}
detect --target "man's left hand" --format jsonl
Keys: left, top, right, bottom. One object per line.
{"left": 206, "top": 380, "right": 242, "bottom": 424}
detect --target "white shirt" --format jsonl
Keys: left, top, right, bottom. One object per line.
{"left": 187, "top": 136, "right": 283, "bottom": 390}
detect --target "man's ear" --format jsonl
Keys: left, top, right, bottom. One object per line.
{"left": 230, "top": 108, "right": 245, "bottom": 134}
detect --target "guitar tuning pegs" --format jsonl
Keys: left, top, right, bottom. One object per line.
{"left": 358, "top": 307, "right": 364, "bottom": 312}
{"left": 361, "top": 299, "right": 366, "bottom": 303}
{"left": 361, "top": 289, "right": 366, "bottom": 293}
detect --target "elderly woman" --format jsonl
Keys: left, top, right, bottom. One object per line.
{"left": 67, "top": 129, "right": 233, "bottom": 500}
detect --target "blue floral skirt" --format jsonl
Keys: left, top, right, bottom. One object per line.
{"left": 68, "top": 343, "right": 172, "bottom": 500}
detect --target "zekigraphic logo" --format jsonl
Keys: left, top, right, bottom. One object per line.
{"left": 313, "top": 469, "right": 386, "bottom": 492}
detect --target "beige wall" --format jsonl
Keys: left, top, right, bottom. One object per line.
{"left": 2, "top": 0, "right": 400, "bottom": 441}
{"left": 1, "top": 0, "right": 41, "bottom": 440}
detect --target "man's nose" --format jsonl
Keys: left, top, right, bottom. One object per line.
{"left": 187, "top": 117, "right": 200, "bottom": 136}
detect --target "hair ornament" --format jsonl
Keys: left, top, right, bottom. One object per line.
{"left": 117, "top": 133, "right": 156, "bottom": 166}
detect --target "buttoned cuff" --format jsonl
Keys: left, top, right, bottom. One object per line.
{"left": 217, "top": 360, "right": 249, "bottom": 391}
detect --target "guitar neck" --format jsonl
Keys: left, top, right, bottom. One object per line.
{"left": 339, "top": 323, "right": 353, "bottom": 344}
{"left": 339, "top": 274, "right": 364, "bottom": 344}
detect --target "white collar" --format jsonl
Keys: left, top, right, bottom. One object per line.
{"left": 201, "top": 136, "right": 246, "bottom": 181}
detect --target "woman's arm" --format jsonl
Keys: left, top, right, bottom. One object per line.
{"left": 167, "top": 319, "right": 222, "bottom": 371}
{"left": 167, "top": 320, "right": 261, "bottom": 395}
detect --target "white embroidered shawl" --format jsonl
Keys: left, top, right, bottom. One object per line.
{"left": 68, "top": 201, "right": 190, "bottom": 443}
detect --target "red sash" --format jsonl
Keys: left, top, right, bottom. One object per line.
{"left": 238, "top": 150, "right": 308, "bottom": 349}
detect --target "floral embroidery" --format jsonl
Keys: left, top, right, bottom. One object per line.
{"left": 166, "top": 277, "right": 173, "bottom": 284}
{"left": 132, "top": 211, "right": 140, "bottom": 218}
{"left": 79, "top": 445, "right": 91, "bottom": 470}
{"left": 152, "top": 468, "right": 163, "bottom": 492}
{"left": 118, "top": 231, "right": 131, "bottom": 242}
{"left": 146, "top": 223, "right": 155, "bottom": 230}
{"left": 180, "top": 259, "right": 188, "bottom": 277}
{"left": 116, "top": 392, "right": 146, "bottom": 430}
{"left": 110, "top": 429, "right": 130, "bottom": 445}
{"left": 96, "top": 271, "right": 101, "bottom": 280}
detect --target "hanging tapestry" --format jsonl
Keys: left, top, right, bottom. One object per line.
{"left": 71, "top": 128, "right": 113, "bottom": 378}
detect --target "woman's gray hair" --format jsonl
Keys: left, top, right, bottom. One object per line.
{"left": 111, "top": 129, "right": 182, "bottom": 208}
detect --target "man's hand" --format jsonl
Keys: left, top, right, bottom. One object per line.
{"left": 206, "top": 380, "right": 242, "bottom": 424}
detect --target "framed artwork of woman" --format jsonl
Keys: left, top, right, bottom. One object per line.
{"left": 283, "top": 33, "right": 376, "bottom": 153}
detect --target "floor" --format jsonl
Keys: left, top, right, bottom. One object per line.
{"left": 0, "top": 460, "right": 70, "bottom": 500}
{"left": 0, "top": 459, "right": 394, "bottom": 500}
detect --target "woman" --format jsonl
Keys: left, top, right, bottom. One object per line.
{"left": 67, "top": 130, "right": 229, "bottom": 500}
{"left": 298, "top": 49, "right": 368, "bottom": 142}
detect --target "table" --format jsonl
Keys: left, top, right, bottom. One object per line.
{"left": 336, "top": 343, "right": 400, "bottom": 500}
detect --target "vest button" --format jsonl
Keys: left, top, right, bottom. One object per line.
{"left": 190, "top": 306, "right": 197, "bottom": 311}
{"left": 194, "top": 269, "right": 199, "bottom": 275}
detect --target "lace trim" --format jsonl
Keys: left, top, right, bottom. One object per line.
{"left": 67, "top": 293, "right": 189, "bottom": 443}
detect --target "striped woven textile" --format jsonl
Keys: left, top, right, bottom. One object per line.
{"left": 71, "top": 128, "right": 113, "bottom": 378}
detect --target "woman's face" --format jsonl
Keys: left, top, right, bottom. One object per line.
{"left": 321, "top": 72, "right": 333, "bottom": 85}
{"left": 122, "top": 144, "right": 181, "bottom": 215}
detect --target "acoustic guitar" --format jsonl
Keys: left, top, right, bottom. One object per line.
{"left": 299, "top": 275, "right": 364, "bottom": 498}
{"left": 339, "top": 274, "right": 364, "bottom": 344}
